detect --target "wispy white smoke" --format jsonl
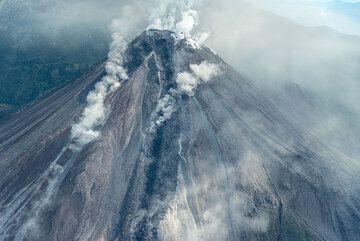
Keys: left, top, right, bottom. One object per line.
{"left": 147, "top": 2, "right": 176, "bottom": 31}
{"left": 14, "top": 163, "right": 65, "bottom": 240}
{"left": 149, "top": 94, "right": 177, "bottom": 133}
{"left": 146, "top": 1, "right": 209, "bottom": 48}
{"left": 175, "top": 72, "right": 198, "bottom": 96}
{"left": 175, "top": 10, "right": 199, "bottom": 38}
{"left": 147, "top": 1, "right": 216, "bottom": 133}
{"left": 176, "top": 61, "right": 220, "bottom": 96}
{"left": 190, "top": 61, "right": 220, "bottom": 82}
{"left": 70, "top": 31, "right": 128, "bottom": 149}
{"left": 159, "top": 164, "right": 270, "bottom": 241}
{"left": 149, "top": 61, "right": 220, "bottom": 132}
{"left": 174, "top": 8, "right": 211, "bottom": 48}
{"left": 194, "top": 31, "right": 210, "bottom": 45}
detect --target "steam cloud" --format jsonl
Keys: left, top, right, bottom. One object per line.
{"left": 146, "top": 1, "right": 218, "bottom": 134}
{"left": 149, "top": 94, "right": 177, "bottom": 133}
{"left": 175, "top": 10, "right": 199, "bottom": 38}
{"left": 176, "top": 61, "right": 220, "bottom": 96}
{"left": 70, "top": 32, "right": 128, "bottom": 149}
{"left": 149, "top": 60, "right": 220, "bottom": 134}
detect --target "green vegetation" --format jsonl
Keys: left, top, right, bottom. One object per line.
{"left": 0, "top": 26, "right": 110, "bottom": 121}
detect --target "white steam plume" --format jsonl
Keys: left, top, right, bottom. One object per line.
{"left": 149, "top": 61, "right": 220, "bottom": 132}
{"left": 176, "top": 61, "right": 220, "bottom": 96}
{"left": 190, "top": 61, "right": 220, "bottom": 82}
{"left": 174, "top": 9, "right": 210, "bottom": 48}
{"left": 175, "top": 10, "right": 199, "bottom": 38}
{"left": 146, "top": 1, "right": 209, "bottom": 48}
{"left": 149, "top": 94, "right": 177, "bottom": 133}
{"left": 147, "top": 1, "right": 215, "bottom": 133}
{"left": 70, "top": 31, "right": 128, "bottom": 149}
{"left": 176, "top": 72, "right": 198, "bottom": 96}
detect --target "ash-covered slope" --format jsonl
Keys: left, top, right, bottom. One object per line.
{"left": 1, "top": 30, "right": 360, "bottom": 241}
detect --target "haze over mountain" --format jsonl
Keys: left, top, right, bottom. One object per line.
{"left": 0, "top": 1, "right": 359, "bottom": 241}
{"left": 245, "top": 0, "right": 360, "bottom": 36}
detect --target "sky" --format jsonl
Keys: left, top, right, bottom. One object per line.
{"left": 244, "top": 0, "right": 360, "bottom": 36}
